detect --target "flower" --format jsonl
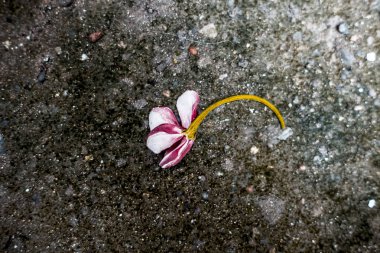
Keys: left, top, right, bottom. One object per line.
{"left": 146, "top": 90, "right": 200, "bottom": 168}
{"left": 147, "top": 90, "right": 287, "bottom": 169}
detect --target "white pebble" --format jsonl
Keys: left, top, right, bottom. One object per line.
{"left": 55, "top": 47, "right": 62, "bottom": 55}
{"left": 3, "top": 40, "right": 11, "bottom": 49}
{"left": 367, "top": 36, "right": 374, "bottom": 46}
{"left": 337, "top": 22, "right": 349, "bottom": 35}
{"left": 369, "top": 88, "right": 377, "bottom": 98}
{"left": 199, "top": 23, "right": 218, "bottom": 39}
{"left": 368, "top": 199, "right": 376, "bottom": 208}
{"left": 366, "top": 52, "right": 376, "bottom": 62}
{"left": 218, "top": 73, "right": 228, "bottom": 80}
{"left": 250, "top": 146, "right": 259, "bottom": 155}
{"left": 299, "top": 165, "right": 307, "bottom": 171}
{"left": 216, "top": 171, "right": 224, "bottom": 176}
{"left": 278, "top": 128, "right": 293, "bottom": 140}
{"left": 354, "top": 105, "right": 364, "bottom": 111}
{"left": 81, "top": 53, "right": 89, "bottom": 61}
{"left": 198, "top": 175, "right": 206, "bottom": 181}
{"left": 133, "top": 99, "right": 147, "bottom": 109}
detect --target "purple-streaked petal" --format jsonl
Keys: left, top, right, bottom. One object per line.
{"left": 176, "top": 90, "right": 200, "bottom": 128}
{"left": 159, "top": 137, "right": 194, "bottom": 168}
{"left": 149, "top": 107, "right": 179, "bottom": 131}
{"left": 147, "top": 124, "right": 184, "bottom": 154}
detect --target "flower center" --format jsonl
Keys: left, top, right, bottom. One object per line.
{"left": 184, "top": 94, "right": 286, "bottom": 140}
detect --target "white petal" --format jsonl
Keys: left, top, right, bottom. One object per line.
{"left": 149, "top": 107, "right": 179, "bottom": 130}
{"left": 176, "top": 90, "right": 200, "bottom": 128}
{"left": 146, "top": 124, "right": 184, "bottom": 154}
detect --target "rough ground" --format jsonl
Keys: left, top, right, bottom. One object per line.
{"left": 0, "top": 0, "right": 379, "bottom": 252}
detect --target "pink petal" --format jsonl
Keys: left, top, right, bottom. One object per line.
{"left": 149, "top": 107, "right": 179, "bottom": 131}
{"left": 147, "top": 124, "right": 184, "bottom": 154}
{"left": 176, "top": 90, "right": 200, "bottom": 128}
{"left": 159, "top": 137, "right": 194, "bottom": 168}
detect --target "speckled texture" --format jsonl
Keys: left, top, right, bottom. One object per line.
{"left": 0, "top": 0, "right": 379, "bottom": 252}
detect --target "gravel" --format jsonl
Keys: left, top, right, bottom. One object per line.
{"left": 1, "top": 0, "right": 379, "bottom": 252}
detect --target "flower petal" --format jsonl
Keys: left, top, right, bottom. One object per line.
{"left": 149, "top": 107, "right": 179, "bottom": 131}
{"left": 147, "top": 124, "right": 184, "bottom": 154}
{"left": 176, "top": 90, "right": 200, "bottom": 128}
{"left": 159, "top": 137, "right": 194, "bottom": 168}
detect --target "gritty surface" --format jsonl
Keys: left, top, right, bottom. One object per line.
{"left": 0, "top": 0, "right": 379, "bottom": 252}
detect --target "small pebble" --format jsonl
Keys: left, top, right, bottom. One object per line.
{"left": 162, "top": 90, "right": 171, "bottom": 97}
{"left": 89, "top": 31, "right": 103, "bottom": 43}
{"left": 218, "top": 73, "right": 228, "bottom": 80}
{"left": 340, "top": 48, "right": 356, "bottom": 66}
{"left": 37, "top": 68, "right": 46, "bottom": 83}
{"left": 216, "top": 171, "right": 224, "bottom": 176}
{"left": 278, "top": 128, "right": 293, "bottom": 140}
{"left": 65, "top": 185, "right": 74, "bottom": 196}
{"left": 366, "top": 52, "right": 376, "bottom": 62}
{"left": 318, "top": 146, "right": 328, "bottom": 157}
{"left": 337, "top": 22, "right": 349, "bottom": 35}
{"left": 84, "top": 155, "right": 94, "bottom": 161}
{"left": 292, "top": 31, "right": 303, "bottom": 41}
{"left": 250, "top": 146, "right": 259, "bottom": 155}
{"left": 369, "top": 88, "right": 377, "bottom": 98}
{"left": 133, "top": 99, "right": 148, "bottom": 109}
{"left": 238, "top": 59, "right": 249, "bottom": 68}
{"left": 199, "top": 23, "right": 218, "bottom": 39}
{"left": 375, "top": 99, "right": 380, "bottom": 107}
{"left": 368, "top": 199, "right": 376, "bottom": 208}
{"left": 299, "top": 165, "right": 307, "bottom": 171}
{"left": 201, "top": 192, "right": 209, "bottom": 200}
{"left": 246, "top": 185, "right": 254, "bottom": 193}
{"left": 80, "top": 54, "right": 89, "bottom": 61}
{"left": 354, "top": 105, "right": 364, "bottom": 111}
{"left": 3, "top": 40, "right": 11, "bottom": 49}
{"left": 55, "top": 47, "right": 62, "bottom": 55}
{"left": 188, "top": 45, "right": 198, "bottom": 56}
{"left": 58, "top": 0, "right": 74, "bottom": 7}
{"left": 198, "top": 175, "right": 206, "bottom": 181}
{"left": 116, "top": 159, "right": 127, "bottom": 168}
{"left": 367, "top": 36, "right": 374, "bottom": 46}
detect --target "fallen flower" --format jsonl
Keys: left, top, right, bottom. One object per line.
{"left": 147, "top": 90, "right": 286, "bottom": 168}
{"left": 147, "top": 91, "right": 199, "bottom": 168}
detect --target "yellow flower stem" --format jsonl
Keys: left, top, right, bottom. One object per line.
{"left": 184, "top": 94, "right": 286, "bottom": 140}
